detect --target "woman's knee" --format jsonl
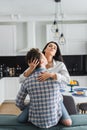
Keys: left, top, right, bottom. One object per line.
{"left": 61, "top": 119, "right": 72, "bottom": 126}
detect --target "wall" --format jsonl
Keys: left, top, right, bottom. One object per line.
{"left": 16, "top": 23, "right": 27, "bottom": 52}
{"left": 35, "top": 22, "right": 47, "bottom": 50}
{"left": 46, "top": 22, "right": 87, "bottom": 55}
{"left": 0, "top": 21, "right": 87, "bottom": 56}
{"left": 16, "top": 21, "right": 87, "bottom": 55}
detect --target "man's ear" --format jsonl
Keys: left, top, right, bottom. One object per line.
{"left": 40, "top": 59, "right": 43, "bottom": 64}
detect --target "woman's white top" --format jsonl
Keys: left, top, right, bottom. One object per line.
{"left": 19, "top": 60, "right": 70, "bottom": 86}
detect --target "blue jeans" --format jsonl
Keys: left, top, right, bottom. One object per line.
{"left": 17, "top": 106, "right": 29, "bottom": 123}
{"left": 60, "top": 101, "right": 71, "bottom": 120}
{"left": 18, "top": 101, "right": 70, "bottom": 123}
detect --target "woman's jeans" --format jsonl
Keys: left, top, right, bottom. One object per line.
{"left": 60, "top": 101, "right": 71, "bottom": 120}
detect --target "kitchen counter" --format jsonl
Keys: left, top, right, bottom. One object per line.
{"left": 0, "top": 76, "right": 19, "bottom": 79}
{"left": 0, "top": 77, "right": 19, "bottom": 104}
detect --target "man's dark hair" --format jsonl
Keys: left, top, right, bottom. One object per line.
{"left": 26, "top": 48, "right": 41, "bottom": 69}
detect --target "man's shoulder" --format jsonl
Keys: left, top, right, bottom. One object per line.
{"left": 46, "top": 78, "right": 59, "bottom": 84}
{"left": 24, "top": 71, "right": 40, "bottom": 82}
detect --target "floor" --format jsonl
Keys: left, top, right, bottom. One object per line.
{"left": 0, "top": 102, "right": 21, "bottom": 115}
{"left": 0, "top": 102, "right": 87, "bottom": 116}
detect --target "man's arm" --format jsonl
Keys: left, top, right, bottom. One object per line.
{"left": 16, "top": 83, "right": 28, "bottom": 110}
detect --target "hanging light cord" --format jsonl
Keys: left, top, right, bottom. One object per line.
{"left": 51, "top": 0, "right": 66, "bottom": 44}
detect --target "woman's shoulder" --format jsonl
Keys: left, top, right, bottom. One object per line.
{"left": 53, "top": 60, "right": 64, "bottom": 66}
{"left": 53, "top": 60, "right": 67, "bottom": 69}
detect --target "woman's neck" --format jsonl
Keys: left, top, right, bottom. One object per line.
{"left": 45, "top": 54, "right": 53, "bottom": 63}
{"left": 45, "top": 55, "right": 53, "bottom": 68}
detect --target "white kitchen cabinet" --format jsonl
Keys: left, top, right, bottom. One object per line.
{"left": 46, "top": 24, "right": 87, "bottom": 55}
{"left": 0, "top": 25, "right": 16, "bottom": 56}
{"left": 65, "top": 24, "right": 87, "bottom": 55}
{"left": 16, "top": 21, "right": 47, "bottom": 55}
{"left": 4, "top": 77, "right": 19, "bottom": 101}
{"left": 71, "top": 76, "right": 87, "bottom": 87}
{"left": 4, "top": 77, "right": 29, "bottom": 101}
{"left": 0, "top": 78, "right": 5, "bottom": 104}
{"left": 16, "top": 22, "right": 36, "bottom": 55}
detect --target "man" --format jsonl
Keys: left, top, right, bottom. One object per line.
{"left": 16, "top": 48, "right": 69, "bottom": 128}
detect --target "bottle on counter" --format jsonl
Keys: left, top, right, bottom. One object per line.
{"left": 16, "top": 65, "right": 21, "bottom": 76}
{"left": 9, "top": 67, "right": 15, "bottom": 77}
{"left": 4, "top": 66, "right": 10, "bottom": 77}
{"left": 0, "top": 65, "right": 3, "bottom": 77}
{"left": 9, "top": 68, "right": 13, "bottom": 77}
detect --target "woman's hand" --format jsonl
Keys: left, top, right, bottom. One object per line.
{"left": 28, "top": 59, "right": 39, "bottom": 71}
{"left": 24, "top": 59, "right": 39, "bottom": 77}
{"left": 37, "top": 72, "right": 57, "bottom": 81}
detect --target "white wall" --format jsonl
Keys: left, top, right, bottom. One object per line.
{"left": 35, "top": 22, "right": 47, "bottom": 50}
{"left": 0, "top": 21, "right": 87, "bottom": 55}
{"left": 16, "top": 23, "right": 27, "bottom": 52}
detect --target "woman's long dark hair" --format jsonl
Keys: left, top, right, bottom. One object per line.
{"left": 42, "top": 41, "right": 63, "bottom": 62}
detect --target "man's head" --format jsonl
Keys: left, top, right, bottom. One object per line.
{"left": 26, "top": 48, "right": 48, "bottom": 69}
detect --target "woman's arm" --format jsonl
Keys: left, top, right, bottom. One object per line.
{"left": 51, "top": 61, "right": 71, "bottom": 84}
{"left": 37, "top": 61, "right": 70, "bottom": 84}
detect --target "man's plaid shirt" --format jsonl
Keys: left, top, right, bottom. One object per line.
{"left": 16, "top": 68, "right": 62, "bottom": 128}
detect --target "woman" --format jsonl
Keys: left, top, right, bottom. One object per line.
{"left": 19, "top": 41, "right": 72, "bottom": 126}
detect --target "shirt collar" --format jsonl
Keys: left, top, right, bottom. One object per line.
{"left": 53, "top": 59, "right": 56, "bottom": 66}
{"left": 35, "top": 67, "right": 46, "bottom": 72}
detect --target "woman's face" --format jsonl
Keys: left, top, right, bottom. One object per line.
{"left": 44, "top": 43, "right": 57, "bottom": 57}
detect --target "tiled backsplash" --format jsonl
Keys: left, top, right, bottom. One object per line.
{"left": 0, "top": 56, "right": 28, "bottom": 77}
{"left": 63, "top": 55, "right": 87, "bottom": 76}
{"left": 0, "top": 55, "right": 87, "bottom": 77}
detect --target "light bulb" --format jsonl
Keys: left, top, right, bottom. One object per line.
{"left": 53, "top": 28, "right": 60, "bottom": 40}
{"left": 59, "top": 33, "right": 66, "bottom": 45}
{"left": 51, "top": 20, "right": 57, "bottom": 33}
{"left": 55, "top": 28, "right": 60, "bottom": 37}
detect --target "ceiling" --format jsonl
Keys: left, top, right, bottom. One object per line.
{"left": 0, "top": 0, "right": 87, "bottom": 20}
